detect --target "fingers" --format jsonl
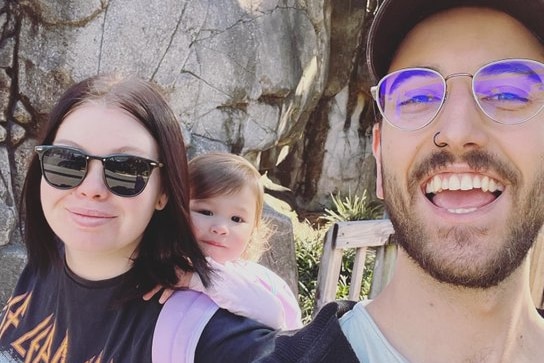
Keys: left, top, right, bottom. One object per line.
{"left": 142, "top": 267, "right": 194, "bottom": 302}
{"left": 143, "top": 285, "right": 163, "bottom": 301}
{"left": 159, "top": 289, "right": 174, "bottom": 304}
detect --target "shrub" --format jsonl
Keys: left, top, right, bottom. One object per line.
{"left": 321, "top": 189, "right": 383, "bottom": 224}
{"left": 294, "top": 218, "right": 326, "bottom": 323}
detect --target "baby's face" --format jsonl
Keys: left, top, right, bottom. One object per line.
{"left": 190, "top": 185, "right": 257, "bottom": 263}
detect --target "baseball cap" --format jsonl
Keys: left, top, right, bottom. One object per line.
{"left": 366, "top": 0, "right": 544, "bottom": 83}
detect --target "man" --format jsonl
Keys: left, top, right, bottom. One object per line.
{"left": 252, "top": 0, "right": 544, "bottom": 362}
{"left": 196, "top": 0, "right": 544, "bottom": 361}
{"left": 340, "top": 0, "right": 544, "bottom": 362}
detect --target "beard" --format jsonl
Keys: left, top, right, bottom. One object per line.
{"left": 382, "top": 149, "right": 544, "bottom": 289}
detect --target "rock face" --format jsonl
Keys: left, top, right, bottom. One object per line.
{"left": 0, "top": 0, "right": 378, "bottom": 305}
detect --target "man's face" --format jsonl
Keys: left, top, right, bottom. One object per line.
{"left": 373, "top": 7, "right": 544, "bottom": 288}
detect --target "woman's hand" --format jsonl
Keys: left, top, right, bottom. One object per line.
{"left": 142, "top": 268, "right": 193, "bottom": 304}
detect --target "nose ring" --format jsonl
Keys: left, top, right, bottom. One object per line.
{"left": 433, "top": 132, "right": 447, "bottom": 148}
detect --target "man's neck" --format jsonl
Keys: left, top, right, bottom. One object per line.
{"left": 366, "top": 251, "right": 544, "bottom": 363}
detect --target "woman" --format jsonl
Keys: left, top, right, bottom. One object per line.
{"left": 0, "top": 74, "right": 368, "bottom": 363}
{"left": 0, "top": 75, "right": 214, "bottom": 361}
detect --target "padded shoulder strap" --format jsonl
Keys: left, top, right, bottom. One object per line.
{"left": 153, "top": 290, "right": 219, "bottom": 363}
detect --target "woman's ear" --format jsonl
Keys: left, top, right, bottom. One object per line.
{"left": 372, "top": 123, "right": 384, "bottom": 200}
{"left": 155, "top": 192, "right": 168, "bottom": 210}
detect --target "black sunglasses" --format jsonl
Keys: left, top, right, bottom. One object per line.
{"left": 35, "top": 145, "right": 164, "bottom": 197}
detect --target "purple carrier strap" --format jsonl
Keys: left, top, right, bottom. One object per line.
{"left": 152, "top": 290, "right": 219, "bottom": 363}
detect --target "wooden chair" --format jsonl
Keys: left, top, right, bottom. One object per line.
{"left": 314, "top": 219, "right": 395, "bottom": 313}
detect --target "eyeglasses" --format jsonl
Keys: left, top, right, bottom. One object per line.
{"left": 35, "top": 145, "right": 164, "bottom": 197}
{"left": 371, "top": 58, "right": 544, "bottom": 130}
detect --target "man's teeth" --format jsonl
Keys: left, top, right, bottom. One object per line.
{"left": 425, "top": 174, "right": 505, "bottom": 194}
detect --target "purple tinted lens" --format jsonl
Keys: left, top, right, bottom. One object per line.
{"left": 474, "top": 59, "right": 544, "bottom": 124}
{"left": 378, "top": 68, "right": 445, "bottom": 130}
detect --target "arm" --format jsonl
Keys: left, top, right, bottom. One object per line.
{"left": 195, "top": 300, "right": 359, "bottom": 363}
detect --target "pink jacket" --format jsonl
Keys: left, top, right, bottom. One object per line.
{"left": 189, "top": 258, "right": 303, "bottom": 330}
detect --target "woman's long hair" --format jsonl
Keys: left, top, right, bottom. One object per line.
{"left": 20, "top": 75, "right": 210, "bottom": 299}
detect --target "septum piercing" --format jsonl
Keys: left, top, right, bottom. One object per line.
{"left": 433, "top": 132, "right": 447, "bottom": 148}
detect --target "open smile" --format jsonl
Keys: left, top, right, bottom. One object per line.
{"left": 424, "top": 172, "right": 505, "bottom": 214}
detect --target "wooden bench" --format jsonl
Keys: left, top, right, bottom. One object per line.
{"left": 314, "top": 219, "right": 395, "bottom": 312}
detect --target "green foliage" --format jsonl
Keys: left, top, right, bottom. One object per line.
{"left": 294, "top": 219, "right": 326, "bottom": 324}
{"left": 336, "top": 248, "right": 376, "bottom": 300}
{"left": 320, "top": 189, "right": 383, "bottom": 224}
{"left": 295, "top": 190, "right": 384, "bottom": 323}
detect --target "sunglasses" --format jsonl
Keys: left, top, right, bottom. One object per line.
{"left": 35, "top": 145, "right": 164, "bottom": 197}
{"left": 371, "top": 58, "right": 544, "bottom": 130}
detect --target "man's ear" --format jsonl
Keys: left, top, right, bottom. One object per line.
{"left": 155, "top": 192, "right": 169, "bottom": 210}
{"left": 372, "top": 123, "right": 384, "bottom": 200}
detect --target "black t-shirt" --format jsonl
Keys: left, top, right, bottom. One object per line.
{"left": 0, "top": 261, "right": 359, "bottom": 363}
{"left": 0, "top": 262, "right": 162, "bottom": 362}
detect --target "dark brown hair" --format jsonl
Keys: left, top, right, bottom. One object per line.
{"left": 20, "top": 74, "right": 210, "bottom": 298}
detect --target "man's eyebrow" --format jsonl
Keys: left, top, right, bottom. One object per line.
{"left": 478, "top": 61, "right": 542, "bottom": 83}
{"left": 388, "top": 67, "right": 441, "bottom": 94}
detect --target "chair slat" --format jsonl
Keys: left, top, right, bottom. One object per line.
{"left": 334, "top": 219, "right": 394, "bottom": 249}
{"left": 315, "top": 228, "right": 344, "bottom": 310}
{"left": 314, "top": 219, "right": 395, "bottom": 313}
{"left": 348, "top": 247, "right": 367, "bottom": 300}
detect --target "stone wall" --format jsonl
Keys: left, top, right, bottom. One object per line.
{"left": 0, "top": 0, "right": 377, "bottom": 305}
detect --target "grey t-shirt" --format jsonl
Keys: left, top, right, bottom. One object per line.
{"left": 339, "top": 300, "right": 410, "bottom": 363}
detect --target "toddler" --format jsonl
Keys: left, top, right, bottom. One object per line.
{"left": 146, "top": 152, "right": 302, "bottom": 330}
{"left": 187, "top": 152, "right": 302, "bottom": 330}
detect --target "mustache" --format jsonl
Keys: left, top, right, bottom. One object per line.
{"left": 410, "top": 149, "right": 520, "bottom": 185}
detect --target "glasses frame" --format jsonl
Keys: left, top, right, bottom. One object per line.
{"left": 35, "top": 145, "right": 164, "bottom": 197}
{"left": 370, "top": 58, "right": 544, "bottom": 130}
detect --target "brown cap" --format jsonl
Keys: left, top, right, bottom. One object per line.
{"left": 366, "top": 0, "right": 544, "bottom": 83}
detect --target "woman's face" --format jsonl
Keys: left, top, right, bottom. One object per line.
{"left": 40, "top": 102, "right": 168, "bottom": 280}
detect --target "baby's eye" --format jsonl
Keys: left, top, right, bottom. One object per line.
{"left": 231, "top": 216, "right": 244, "bottom": 223}
{"left": 197, "top": 209, "right": 213, "bottom": 216}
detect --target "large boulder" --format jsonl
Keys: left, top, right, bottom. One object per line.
{"left": 0, "top": 0, "right": 379, "bottom": 304}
